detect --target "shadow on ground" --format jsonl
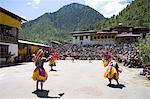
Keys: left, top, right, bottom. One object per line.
{"left": 107, "top": 84, "right": 126, "bottom": 89}
{"left": 49, "top": 69, "right": 57, "bottom": 72}
{"left": 32, "top": 90, "right": 64, "bottom": 98}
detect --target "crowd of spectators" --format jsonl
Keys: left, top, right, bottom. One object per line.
{"left": 49, "top": 43, "right": 143, "bottom": 68}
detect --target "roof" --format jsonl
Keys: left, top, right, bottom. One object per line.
{"left": 134, "top": 27, "right": 149, "bottom": 29}
{"left": 116, "top": 33, "right": 141, "bottom": 37}
{"left": 133, "top": 27, "right": 150, "bottom": 31}
{"left": 71, "top": 30, "right": 98, "bottom": 34}
{"left": 0, "top": 7, "right": 27, "bottom": 21}
{"left": 97, "top": 31, "right": 118, "bottom": 34}
{"left": 113, "top": 25, "right": 133, "bottom": 29}
{"left": 18, "top": 40, "right": 50, "bottom": 47}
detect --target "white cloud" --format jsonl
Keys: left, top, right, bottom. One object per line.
{"left": 84, "top": 0, "right": 133, "bottom": 18}
{"left": 27, "top": 2, "right": 32, "bottom": 5}
{"left": 26, "top": 0, "right": 41, "bottom": 9}
{"left": 33, "top": 0, "right": 41, "bottom": 5}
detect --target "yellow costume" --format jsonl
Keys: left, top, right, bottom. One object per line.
{"left": 104, "top": 66, "right": 119, "bottom": 80}
{"left": 32, "top": 67, "right": 48, "bottom": 81}
{"left": 49, "top": 58, "right": 56, "bottom": 66}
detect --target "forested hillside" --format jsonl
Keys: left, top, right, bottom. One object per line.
{"left": 20, "top": 3, "right": 104, "bottom": 43}
{"left": 95, "top": 0, "right": 150, "bottom": 30}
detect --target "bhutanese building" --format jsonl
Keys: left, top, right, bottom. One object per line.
{"left": 72, "top": 30, "right": 117, "bottom": 45}
{"left": 71, "top": 30, "right": 145, "bottom": 45}
{"left": 72, "top": 24, "right": 150, "bottom": 46}
{"left": 116, "top": 33, "right": 141, "bottom": 44}
{"left": 0, "top": 7, "right": 26, "bottom": 65}
{"left": 111, "top": 25, "right": 149, "bottom": 44}
{"left": 18, "top": 40, "right": 50, "bottom": 62}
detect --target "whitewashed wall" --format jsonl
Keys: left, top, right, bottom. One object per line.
{"left": 83, "top": 36, "right": 91, "bottom": 45}
{"left": 0, "top": 42, "right": 18, "bottom": 57}
{"left": 73, "top": 35, "right": 92, "bottom": 45}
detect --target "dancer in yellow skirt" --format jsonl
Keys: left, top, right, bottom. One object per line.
{"left": 32, "top": 49, "right": 48, "bottom": 91}
{"left": 104, "top": 61, "right": 122, "bottom": 85}
{"left": 48, "top": 56, "right": 56, "bottom": 71}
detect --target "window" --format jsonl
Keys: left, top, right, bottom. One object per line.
{"left": 98, "top": 36, "right": 100, "bottom": 39}
{"left": 0, "top": 25, "right": 14, "bottom": 36}
{"left": 0, "top": 25, "right": 2, "bottom": 34}
{"left": 1, "top": 25, "right": 17, "bottom": 37}
{"left": 75, "top": 36, "right": 77, "bottom": 39}
{"left": 0, "top": 44, "right": 8, "bottom": 58}
{"left": 3, "top": 26, "right": 12, "bottom": 36}
{"left": 80, "top": 36, "right": 83, "bottom": 40}
{"left": 86, "top": 35, "right": 88, "bottom": 39}
{"left": 94, "top": 36, "right": 96, "bottom": 39}
{"left": 12, "top": 28, "right": 17, "bottom": 36}
{"left": 108, "top": 36, "right": 111, "bottom": 38}
{"left": 112, "top": 36, "right": 115, "bottom": 38}
{"left": 105, "top": 36, "right": 107, "bottom": 39}
{"left": 101, "top": 36, "right": 104, "bottom": 39}
{"left": 90, "top": 36, "right": 93, "bottom": 40}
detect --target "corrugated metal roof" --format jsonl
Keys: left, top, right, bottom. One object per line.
{"left": 71, "top": 30, "right": 118, "bottom": 34}
{"left": 71, "top": 30, "right": 98, "bottom": 34}
{"left": 116, "top": 33, "right": 141, "bottom": 37}
{"left": 97, "top": 31, "right": 118, "bottom": 34}
{"left": 18, "top": 40, "right": 50, "bottom": 47}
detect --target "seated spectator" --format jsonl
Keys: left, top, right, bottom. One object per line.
{"left": 140, "top": 64, "right": 150, "bottom": 80}
{"left": 6, "top": 52, "right": 14, "bottom": 65}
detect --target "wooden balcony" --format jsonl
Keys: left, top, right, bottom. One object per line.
{"left": 0, "top": 34, "right": 18, "bottom": 44}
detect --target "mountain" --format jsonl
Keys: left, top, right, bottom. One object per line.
{"left": 95, "top": 0, "right": 150, "bottom": 30}
{"left": 20, "top": 3, "right": 104, "bottom": 43}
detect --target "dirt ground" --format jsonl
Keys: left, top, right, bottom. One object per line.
{"left": 0, "top": 60, "right": 150, "bottom": 99}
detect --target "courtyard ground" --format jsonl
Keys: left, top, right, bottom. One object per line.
{"left": 0, "top": 60, "right": 150, "bottom": 99}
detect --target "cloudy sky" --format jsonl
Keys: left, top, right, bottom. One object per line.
{"left": 0, "top": 0, "right": 133, "bottom": 20}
